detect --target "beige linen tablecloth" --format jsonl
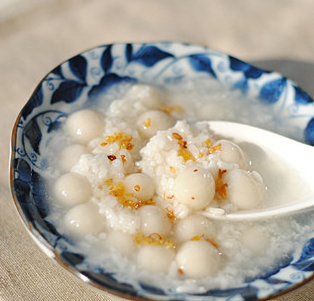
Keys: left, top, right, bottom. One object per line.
{"left": 1, "top": 1, "right": 314, "bottom": 300}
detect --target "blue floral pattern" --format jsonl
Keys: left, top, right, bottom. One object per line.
{"left": 10, "top": 42, "right": 314, "bottom": 301}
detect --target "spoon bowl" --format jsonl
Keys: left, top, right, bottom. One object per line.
{"left": 200, "top": 121, "right": 314, "bottom": 220}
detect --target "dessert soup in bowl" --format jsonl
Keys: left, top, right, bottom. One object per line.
{"left": 10, "top": 42, "right": 314, "bottom": 301}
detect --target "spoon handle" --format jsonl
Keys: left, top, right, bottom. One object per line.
{"left": 202, "top": 196, "right": 314, "bottom": 221}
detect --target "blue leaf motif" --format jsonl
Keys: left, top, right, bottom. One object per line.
{"left": 140, "top": 283, "right": 166, "bottom": 295}
{"left": 208, "top": 285, "right": 257, "bottom": 299}
{"left": 31, "top": 170, "right": 46, "bottom": 195}
{"left": 293, "top": 85, "right": 313, "bottom": 104}
{"left": 230, "top": 56, "right": 265, "bottom": 79}
{"left": 298, "top": 237, "right": 314, "bottom": 261}
{"left": 229, "top": 56, "right": 250, "bottom": 72}
{"left": 292, "top": 260, "right": 314, "bottom": 272}
{"left": 130, "top": 45, "right": 174, "bottom": 67}
{"left": 12, "top": 158, "right": 36, "bottom": 224}
{"left": 13, "top": 177, "right": 31, "bottom": 204}
{"left": 259, "top": 77, "right": 287, "bottom": 104}
{"left": 69, "top": 55, "right": 87, "bottom": 82}
{"left": 240, "top": 285, "right": 259, "bottom": 300}
{"left": 24, "top": 119, "right": 42, "bottom": 155}
{"left": 265, "top": 278, "right": 292, "bottom": 285}
{"left": 13, "top": 157, "right": 32, "bottom": 183}
{"left": 88, "top": 73, "right": 136, "bottom": 99}
{"left": 245, "top": 66, "right": 264, "bottom": 79}
{"left": 51, "top": 65, "right": 64, "bottom": 78}
{"left": 189, "top": 54, "right": 216, "bottom": 78}
{"left": 51, "top": 81, "right": 86, "bottom": 104}
{"left": 101, "top": 45, "right": 113, "bottom": 74}
{"left": 125, "top": 44, "right": 133, "bottom": 62}
{"left": 22, "top": 84, "right": 44, "bottom": 120}
{"left": 305, "top": 118, "right": 314, "bottom": 145}
{"left": 31, "top": 171, "right": 49, "bottom": 217}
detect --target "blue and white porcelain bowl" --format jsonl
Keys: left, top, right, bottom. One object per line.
{"left": 10, "top": 42, "right": 314, "bottom": 301}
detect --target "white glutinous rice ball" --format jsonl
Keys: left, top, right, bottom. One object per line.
{"left": 57, "top": 144, "right": 88, "bottom": 173}
{"left": 104, "top": 231, "right": 136, "bottom": 257}
{"left": 54, "top": 172, "right": 91, "bottom": 206}
{"left": 224, "top": 169, "right": 264, "bottom": 210}
{"left": 137, "top": 110, "right": 174, "bottom": 138}
{"left": 215, "top": 140, "right": 248, "bottom": 169}
{"left": 125, "top": 84, "right": 166, "bottom": 109}
{"left": 63, "top": 202, "right": 105, "bottom": 238}
{"left": 123, "top": 173, "right": 155, "bottom": 201}
{"left": 176, "top": 240, "right": 220, "bottom": 278}
{"left": 138, "top": 205, "right": 172, "bottom": 236}
{"left": 65, "top": 109, "right": 104, "bottom": 144}
{"left": 240, "top": 227, "right": 270, "bottom": 255}
{"left": 173, "top": 167, "right": 215, "bottom": 210}
{"left": 174, "top": 215, "right": 215, "bottom": 242}
{"left": 137, "top": 245, "right": 175, "bottom": 273}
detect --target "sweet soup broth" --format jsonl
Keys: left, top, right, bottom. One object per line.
{"left": 46, "top": 83, "right": 314, "bottom": 292}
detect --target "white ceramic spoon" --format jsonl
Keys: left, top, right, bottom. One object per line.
{"left": 199, "top": 121, "right": 314, "bottom": 221}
